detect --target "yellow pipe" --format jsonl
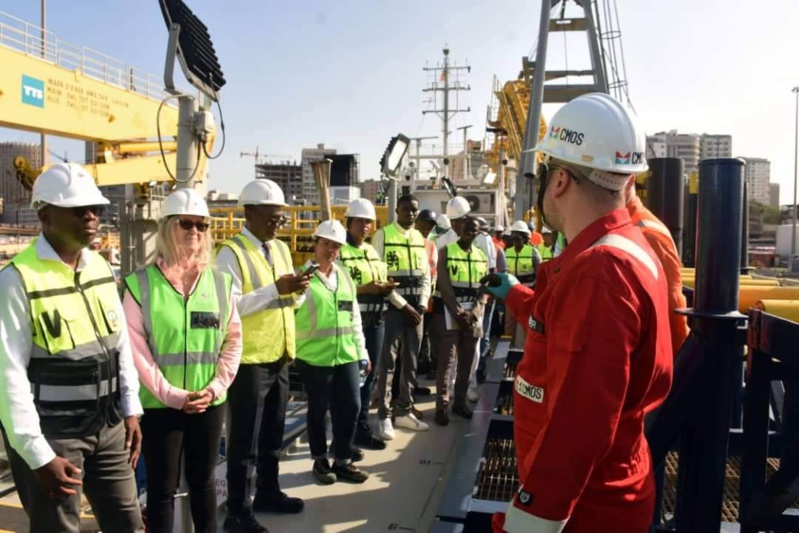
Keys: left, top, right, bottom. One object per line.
{"left": 682, "top": 278, "right": 776, "bottom": 289}
{"left": 754, "top": 300, "right": 799, "bottom": 322}
{"left": 740, "top": 287, "right": 799, "bottom": 313}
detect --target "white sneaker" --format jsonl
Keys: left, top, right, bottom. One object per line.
{"left": 467, "top": 387, "right": 480, "bottom": 403}
{"left": 378, "top": 418, "right": 396, "bottom": 441}
{"left": 394, "top": 413, "right": 430, "bottom": 432}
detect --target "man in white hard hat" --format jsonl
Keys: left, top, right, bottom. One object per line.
{"left": 485, "top": 93, "right": 673, "bottom": 532}
{"left": 0, "top": 163, "right": 144, "bottom": 532}
{"left": 338, "top": 198, "right": 397, "bottom": 450}
{"left": 216, "top": 179, "right": 310, "bottom": 532}
{"left": 503, "top": 221, "right": 541, "bottom": 348}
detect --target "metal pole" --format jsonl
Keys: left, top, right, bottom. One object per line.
{"left": 443, "top": 49, "right": 450, "bottom": 159}
{"left": 683, "top": 171, "right": 699, "bottom": 266}
{"left": 792, "top": 87, "right": 799, "bottom": 271}
{"left": 647, "top": 158, "right": 684, "bottom": 257}
{"left": 515, "top": 0, "right": 552, "bottom": 220}
{"left": 583, "top": 0, "right": 608, "bottom": 93}
{"left": 675, "top": 158, "right": 745, "bottom": 532}
{"left": 174, "top": 95, "right": 198, "bottom": 190}
{"left": 40, "top": 0, "right": 47, "bottom": 167}
{"left": 387, "top": 176, "right": 397, "bottom": 224}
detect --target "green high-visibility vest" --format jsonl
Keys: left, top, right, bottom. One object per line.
{"left": 536, "top": 243, "right": 554, "bottom": 262}
{"left": 9, "top": 239, "right": 124, "bottom": 439}
{"left": 380, "top": 223, "right": 427, "bottom": 306}
{"left": 125, "top": 265, "right": 232, "bottom": 409}
{"left": 506, "top": 244, "right": 537, "bottom": 286}
{"left": 295, "top": 263, "right": 360, "bottom": 367}
{"left": 338, "top": 241, "right": 388, "bottom": 316}
{"left": 435, "top": 241, "right": 488, "bottom": 305}
{"left": 217, "top": 234, "right": 296, "bottom": 364}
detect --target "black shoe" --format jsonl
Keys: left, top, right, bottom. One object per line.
{"left": 251, "top": 491, "right": 304, "bottom": 514}
{"left": 331, "top": 462, "right": 369, "bottom": 483}
{"left": 414, "top": 386, "right": 432, "bottom": 396}
{"left": 435, "top": 409, "right": 450, "bottom": 426}
{"left": 350, "top": 446, "right": 365, "bottom": 462}
{"left": 476, "top": 368, "right": 487, "bottom": 384}
{"left": 452, "top": 403, "right": 474, "bottom": 419}
{"left": 223, "top": 511, "right": 269, "bottom": 533}
{"left": 354, "top": 425, "right": 387, "bottom": 450}
{"left": 312, "top": 459, "right": 336, "bottom": 485}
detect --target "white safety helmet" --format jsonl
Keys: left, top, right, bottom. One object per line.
{"left": 493, "top": 225, "right": 505, "bottom": 233}
{"left": 436, "top": 213, "right": 451, "bottom": 230}
{"left": 445, "top": 196, "right": 471, "bottom": 219}
{"left": 239, "top": 179, "right": 287, "bottom": 206}
{"left": 536, "top": 92, "right": 648, "bottom": 191}
{"left": 510, "top": 220, "right": 531, "bottom": 235}
{"left": 345, "top": 198, "right": 376, "bottom": 220}
{"left": 313, "top": 219, "right": 347, "bottom": 245}
{"left": 161, "top": 188, "right": 210, "bottom": 220}
{"left": 31, "top": 163, "right": 110, "bottom": 210}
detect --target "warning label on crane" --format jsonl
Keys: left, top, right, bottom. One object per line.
{"left": 0, "top": 45, "right": 177, "bottom": 141}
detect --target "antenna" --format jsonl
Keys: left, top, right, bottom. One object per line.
{"left": 422, "top": 47, "right": 471, "bottom": 158}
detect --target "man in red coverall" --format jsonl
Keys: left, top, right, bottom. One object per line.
{"left": 485, "top": 92, "right": 674, "bottom": 533}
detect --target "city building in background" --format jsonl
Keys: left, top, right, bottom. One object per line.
{"left": 301, "top": 144, "right": 337, "bottom": 205}
{"left": 742, "top": 157, "right": 772, "bottom": 205}
{"left": 770, "top": 183, "right": 781, "bottom": 208}
{"left": 256, "top": 160, "right": 303, "bottom": 204}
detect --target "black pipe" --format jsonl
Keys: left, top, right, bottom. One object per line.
{"left": 676, "top": 158, "right": 745, "bottom": 532}
{"left": 741, "top": 179, "right": 751, "bottom": 274}
{"left": 683, "top": 173, "right": 698, "bottom": 267}
{"left": 646, "top": 158, "right": 685, "bottom": 258}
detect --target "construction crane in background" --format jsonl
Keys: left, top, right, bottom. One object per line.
{"left": 240, "top": 146, "right": 293, "bottom": 164}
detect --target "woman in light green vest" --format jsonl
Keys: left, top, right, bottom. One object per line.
{"left": 123, "top": 189, "right": 242, "bottom": 533}
{"left": 295, "top": 220, "right": 371, "bottom": 485}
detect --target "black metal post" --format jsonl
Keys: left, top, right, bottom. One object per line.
{"left": 674, "top": 158, "right": 746, "bottom": 532}
{"left": 741, "top": 179, "right": 750, "bottom": 274}
{"left": 683, "top": 172, "right": 698, "bottom": 267}
{"left": 646, "top": 158, "right": 685, "bottom": 258}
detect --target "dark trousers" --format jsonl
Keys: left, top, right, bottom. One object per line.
{"left": 358, "top": 322, "right": 385, "bottom": 427}
{"left": 3, "top": 422, "right": 143, "bottom": 533}
{"left": 478, "top": 300, "right": 496, "bottom": 373}
{"left": 140, "top": 405, "right": 224, "bottom": 533}
{"left": 225, "top": 360, "right": 289, "bottom": 515}
{"left": 296, "top": 360, "right": 361, "bottom": 462}
{"left": 433, "top": 313, "right": 478, "bottom": 410}
{"left": 377, "top": 308, "right": 423, "bottom": 419}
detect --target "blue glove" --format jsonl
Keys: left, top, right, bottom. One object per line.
{"left": 483, "top": 273, "right": 519, "bottom": 300}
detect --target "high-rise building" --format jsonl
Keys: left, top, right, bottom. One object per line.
{"left": 360, "top": 179, "right": 384, "bottom": 205}
{"left": 770, "top": 183, "right": 781, "bottom": 208}
{"left": 700, "top": 134, "right": 732, "bottom": 159}
{"left": 0, "top": 142, "right": 41, "bottom": 225}
{"left": 255, "top": 161, "right": 303, "bottom": 204}
{"left": 301, "top": 144, "right": 337, "bottom": 205}
{"left": 741, "top": 157, "right": 771, "bottom": 205}
{"left": 645, "top": 130, "right": 701, "bottom": 176}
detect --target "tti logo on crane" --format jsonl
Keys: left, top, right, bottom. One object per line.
{"left": 22, "top": 75, "right": 45, "bottom": 108}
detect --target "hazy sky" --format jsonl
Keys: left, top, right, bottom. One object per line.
{"left": 2, "top": 0, "right": 799, "bottom": 202}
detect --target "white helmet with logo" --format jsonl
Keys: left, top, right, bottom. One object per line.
{"left": 510, "top": 220, "right": 531, "bottom": 235}
{"left": 161, "top": 188, "right": 210, "bottom": 220}
{"left": 536, "top": 92, "right": 647, "bottom": 191}
{"left": 345, "top": 198, "right": 376, "bottom": 220}
{"left": 313, "top": 219, "right": 347, "bottom": 245}
{"left": 239, "top": 179, "right": 287, "bottom": 206}
{"left": 445, "top": 196, "right": 471, "bottom": 219}
{"left": 31, "top": 163, "right": 110, "bottom": 210}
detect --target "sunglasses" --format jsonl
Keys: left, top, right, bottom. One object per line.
{"left": 70, "top": 205, "right": 105, "bottom": 217}
{"left": 177, "top": 219, "right": 210, "bottom": 232}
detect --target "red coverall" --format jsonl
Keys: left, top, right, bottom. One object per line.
{"left": 494, "top": 209, "right": 673, "bottom": 533}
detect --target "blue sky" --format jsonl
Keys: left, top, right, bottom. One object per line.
{"left": 2, "top": 0, "right": 799, "bottom": 203}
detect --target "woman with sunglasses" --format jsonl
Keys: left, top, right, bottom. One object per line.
{"left": 122, "top": 188, "right": 242, "bottom": 533}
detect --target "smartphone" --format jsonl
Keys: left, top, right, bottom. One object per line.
{"left": 303, "top": 262, "right": 320, "bottom": 276}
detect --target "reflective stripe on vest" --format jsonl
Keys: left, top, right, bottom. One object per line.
{"left": 506, "top": 245, "right": 537, "bottom": 285}
{"left": 433, "top": 242, "right": 488, "bottom": 304}
{"left": 126, "top": 265, "right": 232, "bottom": 409}
{"left": 219, "top": 233, "right": 296, "bottom": 364}
{"left": 381, "top": 224, "right": 426, "bottom": 301}
{"left": 294, "top": 263, "right": 360, "bottom": 367}
{"left": 637, "top": 219, "right": 676, "bottom": 245}
{"left": 339, "top": 242, "right": 388, "bottom": 315}
{"left": 11, "top": 240, "right": 123, "bottom": 439}
{"left": 589, "top": 233, "right": 660, "bottom": 281}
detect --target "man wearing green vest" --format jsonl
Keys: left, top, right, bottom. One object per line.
{"left": 338, "top": 199, "right": 396, "bottom": 450}
{"left": 371, "top": 194, "right": 432, "bottom": 440}
{"left": 536, "top": 226, "right": 556, "bottom": 262}
{"left": 216, "top": 179, "right": 310, "bottom": 533}
{"left": 432, "top": 216, "right": 488, "bottom": 425}
{"left": 0, "top": 163, "right": 144, "bottom": 532}
{"left": 504, "top": 221, "right": 542, "bottom": 348}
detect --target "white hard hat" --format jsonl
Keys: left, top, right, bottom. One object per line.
{"left": 445, "top": 196, "right": 471, "bottom": 219}
{"left": 31, "top": 163, "right": 109, "bottom": 210}
{"left": 239, "top": 179, "right": 287, "bottom": 206}
{"left": 510, "top": 220, "right": 531, "bottom": 235}
{"left": 536, "top": 92, "right": 647, "bottom": 191}
{"left": 161, "top": 188, "right": 210, "bottom": 220}
{"left": 313, "top": 219, "right": 347, "bottom": 245}
{"left": 436, "top": 214, "right": 451, "bottom": 230}
{"left": 345, "top": 198, "right": 376, "bottom": 220}
{"left": 493, "top": 225, "right": 505, "bottom": 232}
